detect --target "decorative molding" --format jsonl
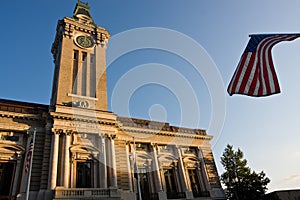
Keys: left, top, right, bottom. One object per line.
{"left": 50, "top": 112, "right": 117, "bottom": 127}
{"left": 67, "top": 93, "right": 98, "bottom": 101}
{"left": 118, "top": 126, "right": 211, "bottom": 140}
{"left": 0, "top": 110, "right": 43, "bottom": 121}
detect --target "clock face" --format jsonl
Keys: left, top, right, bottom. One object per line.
{"left": 75, "top": 35, "right": 94, "bottom": 48}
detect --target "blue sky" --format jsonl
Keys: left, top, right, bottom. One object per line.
{"left": 1, "top": 0, "right": 300, "bottom": 192}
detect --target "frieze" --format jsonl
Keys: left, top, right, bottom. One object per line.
{"left": 74, "top": 133, "right": 97, "bottom": 147}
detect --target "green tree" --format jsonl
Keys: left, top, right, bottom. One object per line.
{"left": 220, "top": 144, "right": 270, "bottom": 200}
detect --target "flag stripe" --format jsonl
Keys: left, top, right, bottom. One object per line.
{"left": 227, "top": 51, "right": 249, "bottom": 94}
{"left": 243, "top": 53, "right": 257, "bottom": 94}
{"left": 25, "top": 139, "right": 34, "bottom": 173}
{"left": 258, "top": 35, "right": 287, "bottom": 94}
{"left": 239, "top": 52, "right": 257, "bottom": 93}
{"left": 228, "top": 51, "right": 255, "bottom": 94}
{"left": 228, "top": 34, "right": 300, "bottom": 97}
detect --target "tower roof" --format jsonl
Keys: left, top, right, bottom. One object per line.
{"left": 73, "top": 0, "right": 94, "bottom": 25}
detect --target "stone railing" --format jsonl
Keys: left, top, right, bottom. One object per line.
{"left": 54, "top": 187, "right": 120, "bottom": 199}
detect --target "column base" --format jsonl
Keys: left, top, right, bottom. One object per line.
{"left": 185, "top": 191, "right": 194, "bottom": 199}
{"left": 120, "top": 190, "right": 135, "bottom": 200}
{"left": 158, "top": 191, "right": 167, "bottom": 200}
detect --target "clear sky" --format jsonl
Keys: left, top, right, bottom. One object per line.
{"left": 1, "top": 0, "right": 300, "bottom": 192}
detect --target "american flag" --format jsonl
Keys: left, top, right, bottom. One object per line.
{"left": 228, "top": 34, "right": 300, "bottom": 97}
{"left": 25, "top": 138, "right": 34, "bottom": 173}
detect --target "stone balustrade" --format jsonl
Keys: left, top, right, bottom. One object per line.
{"left": 54, "top": 187, "right": 120, "bottom": 199}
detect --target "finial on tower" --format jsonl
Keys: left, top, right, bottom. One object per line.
{"left": 73, "top": 0, "right": 94, "bottom": 25}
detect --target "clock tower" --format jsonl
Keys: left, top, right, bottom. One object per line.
{"left": 50, "top": 0, "right": 110, "bottom": 111}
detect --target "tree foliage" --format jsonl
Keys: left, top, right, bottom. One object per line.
{"left": 220, "top": 144, "right": 270, "bottom": 200}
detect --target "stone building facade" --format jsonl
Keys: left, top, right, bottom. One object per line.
{"left": 0, "top": 2, "right": 225, "bottom": 200}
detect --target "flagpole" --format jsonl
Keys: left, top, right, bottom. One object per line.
{"left": 25, "top": 128, "right": 36, "bottom": 200}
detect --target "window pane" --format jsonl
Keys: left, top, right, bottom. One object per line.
{"left": 76, "top": 162, "right": 92, "bottom": 188}
{"left": 72, "top": 50, "right": 79, "bottom": 94}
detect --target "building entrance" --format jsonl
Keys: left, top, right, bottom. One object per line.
{"left": 0, "top": 162, "right": 15, "bottom": 200}
{"left": 164, "top": 168, "right": 180, "bottom": 199}
{"left": 76, "top": 161, "right": 92, "bottom": 188}
{"left": 137, "top": 168, "right": 151, "bottom": 200}
{"left": 188, "top": 169, "right": 202, "bottom": 197}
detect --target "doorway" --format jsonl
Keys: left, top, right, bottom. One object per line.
{"left": 137, "top": 168, "right": 151, "bottom": 200}
{"left": 76, "top": 161, "right": 92, "bottom": 188}
{"left": 0, "top": 162, "right": 15, "bottom": 200}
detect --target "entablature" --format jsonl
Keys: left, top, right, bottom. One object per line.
{"left": 50, "top": 111, "right": 117, "bottom": 126}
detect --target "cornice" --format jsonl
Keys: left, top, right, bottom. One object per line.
{"left": 60, "top": 17, "right": 110, "bottom": 40}
{"left": 0, "top": 110, "right": 43, "bottom": 121}
{"left": 118, "top": 126, "right": 212, "bottom": 141}
{"left": 50, "top": 111, "right": 116, "bottom": 126}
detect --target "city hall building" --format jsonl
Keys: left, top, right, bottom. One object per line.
{"left": 0, "top": 2, "right": 225, "bottom": 200}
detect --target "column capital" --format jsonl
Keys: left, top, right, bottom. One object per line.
{"left": 98, "top": 133, "right": 107, "bottom": 138}
{"left": 108, "top": 134, "right": 116, "bottom": 140}
{"left": 65, "top": 130, "right": 73, "bottom": 135}
{"left": 52, "top": 128, "right": 63, "bottom": 135}
{"left": 51, "top": 129, "right": 74, "bottom": 135}
{"left": 197, "top": 146, "right": 204, "bottom": 150}
{"left": 150, "top": 142, "right": 158, "bottom": 147}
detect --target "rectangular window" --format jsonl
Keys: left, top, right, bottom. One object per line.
{"left": 72, "top": 50, "right": 79, "bottom": 94}
{"left": 188, "top": 169, "right": 202, "bottom": 197}
{"left": 76, "top": 161, "right": 92, "bottom": 188}
{"left": 82, "top": 53, "right": 87, "bottom": 62}
{"left": 164, "top": 168, "right": 177, "bottom": 193}
{"left": 137, "top": 168, "right": 151, "bottom": 199}
{"left": 136, "top": 143, "right": 149, "bottom": 151}
{"left": 2, "top": 135, "right": 19, "bottom": 142}
{"left": 81, "top": 52, "right": 87, "bottom": 96}
{"left": 90, "top": 54, "right": 96, "bottom": 98}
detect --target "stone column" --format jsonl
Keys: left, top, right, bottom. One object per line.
{"left": 109, "top": 135, "right": 117, "bottom": 188}
{"left": 129, "top": 143, "right": 137, "bottom": 193}
{"left": 48, "top": 129, "right": 61, "bottom": 190}
{"left": 12, "top": 153, "right": 22, "bottom": 196}
{"left": 63, "top": 131, "right": 71, "bottom": 187}
{"left": 18, "top": 138, "right": 30, "bottom": 195}
{"left": 176, "top": 146, "right": 189, "bottom": 191}
{"left": 196, "top": 163, "right": 206, "bottom": 192}
{"left": 99, "top": 134, "right": 107, "bottom": 188}
{"left": 184, "top": 166, "right": 192, "bottom": 191}
{"left": 150, "top": 143, "right": 163, "bottom": 192}
{"left": 70, "top": 154, "right": 75, "bottom": 188}
{"left": 176, "top": 146, "right": 194, "bottom": 199}
{"left": 126, "top": 142, "right": 133, "bottom": 191}
{"left": 197, "top": 148, "right": 211, "bottom": 191}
